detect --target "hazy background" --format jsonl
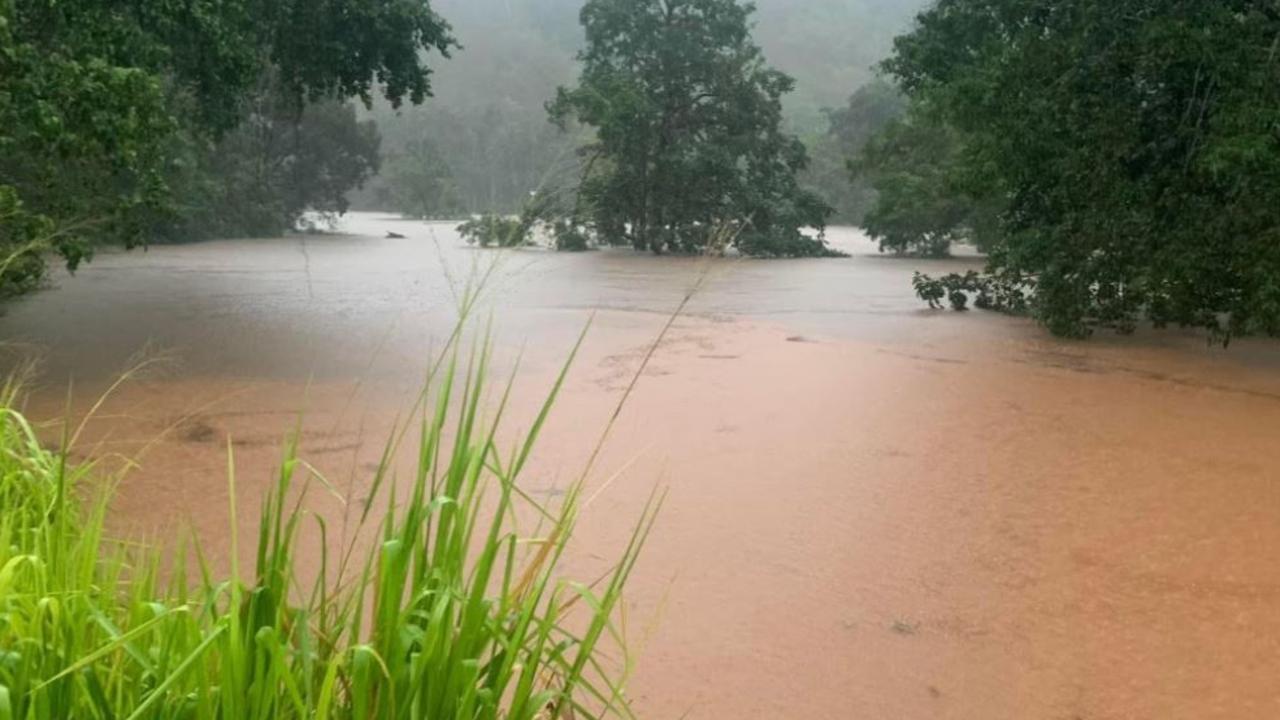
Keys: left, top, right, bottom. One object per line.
{"left": 356, "top": 0, "right": 930, "bottom": 219}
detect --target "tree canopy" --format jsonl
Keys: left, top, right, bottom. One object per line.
{"left": 882, "top": 0, "right": 1280, "bottom": 339}
{"left": 0, "top": 0, "right": 453, "bottom": 293}
{"left": 797, "top": 80, "right": 906, "bottom": 227}
{"left": 547, "top": 0, "right": 837, "bottom": 256}
{"left": 356, "top": 0, "right": 927, "bottom": 220}
{"left": 850, "top": 95, "right": 1000, "bottom": 257}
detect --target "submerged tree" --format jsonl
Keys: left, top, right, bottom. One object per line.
{"left": 160, "top": 74, "right": 384, "bottom": 239}
{"left": 0, "top": 0, "right": 454, "bottom": 293}
{"left": 852, "top": 98, "right": 998, "bottom": 257}
{"left": 886, "top": 0, "right": 1280, "bottom": 340}
{"left": 549, "top": 0, "right": 837, "bottom": 257}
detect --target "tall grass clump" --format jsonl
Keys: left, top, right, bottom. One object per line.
{"left": 0, "top": 309, "right": 657, "bottom": 718}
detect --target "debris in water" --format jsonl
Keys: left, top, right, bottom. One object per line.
{"left": 890, "top": 620, "right": 919, "bottom": 635}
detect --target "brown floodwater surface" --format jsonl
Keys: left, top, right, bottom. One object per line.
{"left": 4, "top": 213, "right": 1280, "bottom": 719}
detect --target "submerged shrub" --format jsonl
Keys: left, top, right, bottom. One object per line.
{"left": 913, "top": 270, "right": 1033, "bottom": 314}
{"left": 457, "top": 213, "right": 530, "bottom": 248}
{"left": 551, "top": 220, "right": 592, "bottom": 252}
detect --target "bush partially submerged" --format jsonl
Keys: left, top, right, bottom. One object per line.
{"left": 885, "top": 1, "right": 1280, "bottom": 341}
{"left": 458, "top": 190, "right": 566, "bottom": 249}
{"left": 913, "top": 270, "right": 1032, "bottom": 315}
{"left": 457, "top": 214, "right": 532, "bottom": 248}
{"left": 550, "top": 220, "right": 592, "bottom": 252}
{"left": 737, "top": 227, "right": 844, "bottom": 259}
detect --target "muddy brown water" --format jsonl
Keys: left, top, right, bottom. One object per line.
{"left": 3, "top": 213, "right": 1280, "bottom": 719}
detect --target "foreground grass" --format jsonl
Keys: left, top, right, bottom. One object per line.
{"left": 0, "top": 322, "right": 656, "bottom": 719}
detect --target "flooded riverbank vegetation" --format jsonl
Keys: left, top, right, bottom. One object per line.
{"left": 449, "top": 0, "right": 856, "bottom": 257}
{"left": 0, "top": 0, "right": 455, "bottom": 295}
{"left": 26, "top": 0, "right": 1278, "bottom": 339}
{"left": 357, "top": 0, "right": 925, "bottom": 223}
{"left": 864, "top": 1, "right": 1280, "bottom": 341}
{"left": 545, "top": 0, "right": 839, "bottom": 257}
{"left": 0, "top": 309, "right": 657, "bottom": 719}
{"left": 6, "top": 1, "right": 1280, "bottom": 716}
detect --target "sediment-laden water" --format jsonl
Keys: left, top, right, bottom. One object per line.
{"left": 3, "top": 213, "right": 1278, "bottom": 719}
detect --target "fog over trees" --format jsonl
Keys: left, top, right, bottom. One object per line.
{"left": 357, "top": 0, "right": 928, "bottom": 220}
{"left": 12, "top": 0, "right": 1273, "bottom": 340}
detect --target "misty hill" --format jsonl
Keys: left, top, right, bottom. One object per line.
{"left": 360, "top": 0, "right": 929, "bottom": 217}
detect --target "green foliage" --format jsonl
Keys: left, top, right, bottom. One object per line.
{"left": 356, "top": 0, "right": 581, "bottom": 217}
{"left": 0, "top": 313, "right": 654, "bottom": 719}
{"left": 161, "top": 78, "right": 384, "bottom": 239}
{"left": 912, "top": 270, "right": 1031, "bottom": 313}
{"left": 363, "top": 100, "right": 574, "bottom": 217}
{"left": 281, "top": 102, "right": 382, "bottom": 227}
{"left": 0, "top": 0, "right": 455, "bottom": 292}
{"left": 826, "top": 81, "right": 908, "bottom": 157}
{"left": 0, "top": 0, "right": 177, "bottom": 258}
{"left": 358, "top": 0, "right": 929, "bottom": 219}
{"left": 852, "top": 101, "right": 996, "bottom": 257}
{"left": 549, "top": 0, "right": 837, "bottom": 257}
{"left": 456, "top": 187, "right": 602, "bottom": 251}
{"left": 800, "top": 81, "right": 906, "bottom": 224}
{"left": 458, "top": 215, "right": 531, "bottom": 248}
{"left": 262, "top": 0, "right": 455, "bottom": 110}
{"left": 550, "top": 220, "right": 593, "bottom": 252}
{"left": 885, "top": 0, "right": 1280, "bottom": 340}
{"left": 383, "top": 136, "right": 462, "bottom": 219}
{"left": 0, "top": 187, "right": 55, "bottom": 296}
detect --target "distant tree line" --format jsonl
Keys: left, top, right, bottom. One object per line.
{"left": 360, "top": 0, "right": 926, "bottom": 232}
{"left": 803, "top": 80, "right": 907, "bottom": 229}
{"left": 0, "top": 0, "right": 454, "bottom": 295}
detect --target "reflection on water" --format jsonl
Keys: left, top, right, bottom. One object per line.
{"left": 3, "top": 213, "right": 1279, "bottom": 719}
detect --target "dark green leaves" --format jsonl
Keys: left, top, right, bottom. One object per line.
{"left": 882, "top": 0, "right": 1280, "bottom": 340}
{"left": 0, "top": 0, "right": 455, "bottom": 296}
{"left": 551, "top": 0, "right": 837, "bottom": 257}
{"left": 261, "top": 0, "right": 457, "bottom": 110}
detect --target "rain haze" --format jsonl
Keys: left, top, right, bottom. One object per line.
{"left": 3, "top": 1, "right": 1279, "bottom": 719}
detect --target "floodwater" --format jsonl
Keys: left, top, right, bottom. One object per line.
{"left": 4, "top": 212, "right": 1280, "bottom": 719}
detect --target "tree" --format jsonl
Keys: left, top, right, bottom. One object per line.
{"left": 1, "top": 0, "right": 179, "bottom": 290}
{"left": 886, "top": 0, "right": 1280, "bottom": 340}
{"left": 380, "top": 136, "right": 462, "bottom": 219}
{"left": 357, "top": 0, "right": 581, "bottom": 217}
{"left": 826, "top": 81, "right": 907, "bottom": 159}
{"left": 164, "top": 78, "right": 384, "bottom": 239}
{"left": 0, "top": 0, "right": 454, "bottom": 293}
{"left": 359, "top": 0, "right": 931, "bottom": 220}
{"left": 852, "top": 98, "right": 997, "bottom": 257}
{"left": 548, "top": 0, "right": 837, "bottom": 256}
{"left": 800, "top": 80, "right": 906, "bottom": 225}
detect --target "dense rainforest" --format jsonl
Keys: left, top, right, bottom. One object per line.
{"left": 1, "top": 0, "right": 927, "bottom": 289}
{"left": 4, "top": 0, "right": 1280, "bottom": 338}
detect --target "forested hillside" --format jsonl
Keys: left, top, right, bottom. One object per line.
{"left": 359, "top": 0, "right": 927, "bottom": 218}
